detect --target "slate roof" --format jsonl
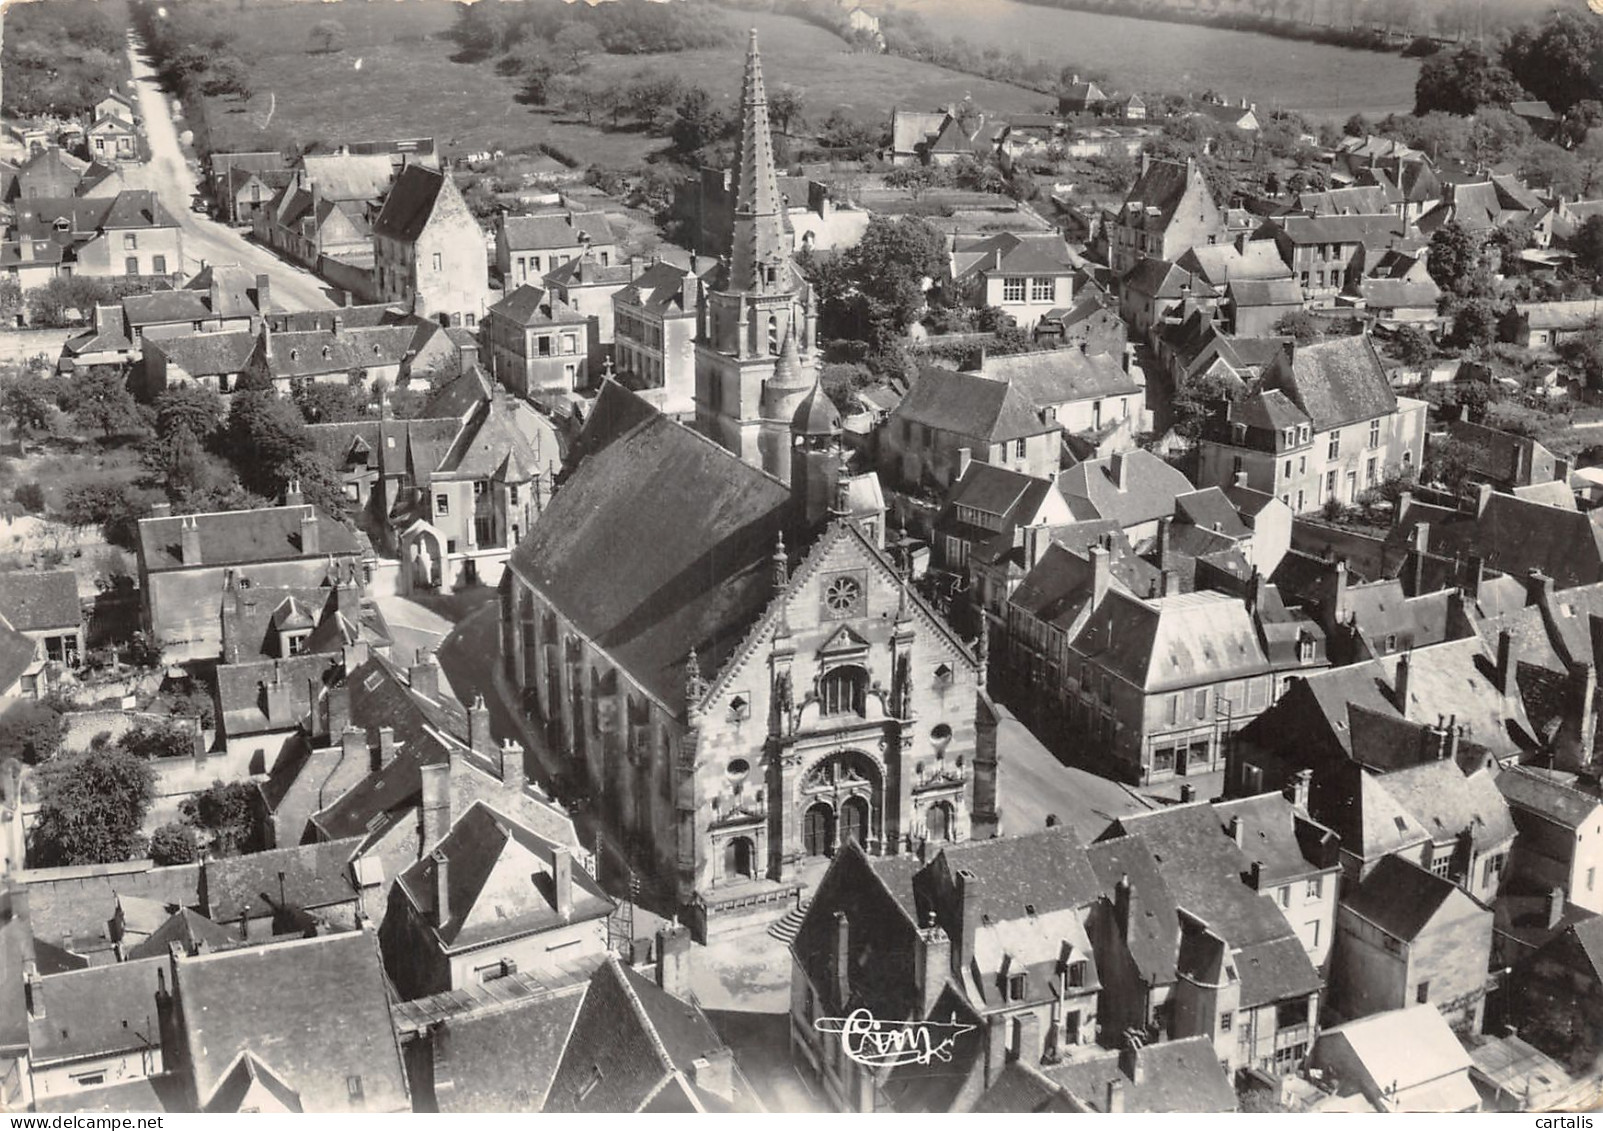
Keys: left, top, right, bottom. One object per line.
{"left": 298, "top": 153, "right": 395, "bottom": 202}
{"left": 1121, "top": 258, "right": 1216, "bottom": 300}
{"left": 1342, "top": 854, "right": 1471, "bottom": 941}
{"left": 1174, "top": 488, "right": 1248, "bottom": 538}
{"left": 1010, "top": 538, "right": 1157, "bottom": 636}
{"left": 1497, "top": 765, "right": 1603, "bottom": 830}
{"left": 1056, "top": 449, "right": 1195, "bottom": 530}
{"left": 948, "top": 461, "right": 1052, "bottom": 518}
{"left": 1518, "top": 300, "right": 1603, "bottom": 332}
{"left": 616, "top": 260, "right": 699, "bottom": 314}
{"left": 263, "top": 325, "right": 416, "bottom": 380}
{"left": 952, "top": 231, "right": 1075, "bottom": 280}
{"left": 1228, "top": 278, "right": 1304, "bottom": 308}
{"left": 429, "top": 980, "right": 588, "bottom": 1111}
{"left": 1271, "top": 214, "right": 1406, "bottom": 246}
{"left": 894, "top": 365, "right": 1055, "bottom": 443}
{"left": 392, "top": 801, "right": 612, "bottom": 951}
{"left": 934, "top": 827, "right": 1102, "bottom": 923}
{"left": 201, "top": 838, "right": 362, "bottom": 925}
{"left": 977, "top": 349, "right": 1139, "bottom": 407}
{"left": 1392, "top": 492, "right": 1603, "bottom": 591}
{"left": 508, "top": 384, "right": 792, "bottom": 712}
{"left": 1085, "top": 835, "right": 1180, "bottom": 984}
{"left": 172, "top": 929, "right": 410, "bottom": 1112}
{"left": 1213, "top": 792, "right": 1337, "bottom": 884}
{"left": 487, "top": 284, "right": 585, "bottom": 327}
{"left": 435, "top": 394, "right": 562, "bottom": 480}
{"left": 1267, "top": 335, "right": 1397, "bottom": 432}
{"left": 100, "top": 190, "right": 177, "bottom": 230}
{"left": 21, "top": 864, "right": 203, "bottom": 958}
{"left": 1359, "top": 277, "right": 1441, "bottom": 311}
{"left": 1176, "top": 241, "right": 1292, "bottom": 285}
{"left": 418, "top": 366, "right": 491, "bottom": 422}
{"left": 0, "top": 569, "right": 78, "bottom": 631}
{"left": 146, "top": 330, "right": 257, "bottom": 376}
{"left": 0, "top": 241, "right": 65, "bottom": 269}
{"left": 28, "top": 957, "right": 166, "bottom": 1067}
{"left": 544, "top": 255, "right": 632, "bottom": 288}
{"left": 1043, "top": 1037, "right": 1236, "bottom": 1112}
{"left": 205, "top": 1051, "right": 306, "bottom": 1113}
{"left": 891, "top": 109, "right": 949, "bottom": 155}
{"left": 137, "top": 504, "right": 363, "bottom": 572}
{"left": 372, "top": 163, "right": 449, "bottom": 242}
{"left": 502, "top": 210, "right": 615, "bottom": 251}
{"left": 1316, "top": 1004, "right": 1476, "bottom": 1107}
{"left": 1373, "top": 760, "right": 1512, "bottom": 852}
{"left": 32, "top": 1077, "right": 187, "bottom": 1114}
{"left": 123, "top": 907, "right": 239, "bottom": 962}
{"left": 1120, "top": 159, "right": 1204, "bottom": 231}
{"left": 123, "top": 289, "right": 212, "bottom": 326}
{"left": 973, "top": 1062, "right": 1079, "bottom": 1113}
{"left": 1072, "top": 589, "right": 1271, "bottom": 693}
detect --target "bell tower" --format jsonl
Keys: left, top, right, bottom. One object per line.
{"left": 692, "top": 29, "right": 819, "bottom": 484}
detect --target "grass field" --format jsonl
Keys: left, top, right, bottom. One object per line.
{"left": 199, "top": 1, "right": 1054, "bottom": 166}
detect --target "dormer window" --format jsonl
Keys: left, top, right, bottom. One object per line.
{"left": 1283, "top": 427, "right": 1295, "bottom": 448}
{"left": 1007, "top": 973, "right": 1027, "bottom": 1001}
{"left": 1298, "top": 425, "right": 1310, "bottom": 444}
{"left": 1067, "top": 960, "right": 1086, "bottom": 988}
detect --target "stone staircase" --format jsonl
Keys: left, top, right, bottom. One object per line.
{"left": 767, "top": 898, "right": 811, "bottom": 945}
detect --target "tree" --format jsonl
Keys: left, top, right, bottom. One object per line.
{"left": 816, "top": 110, "right": 881, "bottom": 160}
{"left": 30, "top": 746, "right": 154, "bottom": 867}
{"left": 200, "top": 55, "right": 252, "bottom": 101}
{"left": 1424, "top": 434, "right": 1479, "bottom": 493}
{"left": 519, "top": 50, "right": 559, "bottom": 106}
{"left": 180, "top": 780, "right": 260, "bottom": 857}
{"left": 1274, "top": 311, "right": 1323, "bottom": 344}
{"left": 0, "top": 276, "right": 21, "bottom": 327}
{"left": 1394, "top": 325, "right": 1435, "bottom": 367}
{"left": 553, "top": 23, "right": 603, "bottom": 72}
{"left": 1426, "top": 222, "right": 1482, "bottom": 295}
{"left": 308, "top": 18, "right": 345, "bottom": 54}
{"left": 1171, "top": 370, "right": 1244, "bottom": 442}
{"left": 884, "top": 164, "right": 945, "bottom": 202}
{"left": 119, "top": 718, "right": 196, "bottom": 760}
{"left": 0, "top": 701, "right": 65, "bottom": 765}
{"left": 1572, "top": 215, "right": 1603, "bottom": 278}
{"left": 0, "top": 371, "right": 54, "bottom": 437}
{"left": 1502, "top": 11, "right": 1603, "bottom": 117}
{"left": 668, "top": 85, "right": 728, "bottom": 159}
{"left": 1415, "top": 45, "right": 1526, "bottom": 117}
{"left": 59, "top": 365, "right": 142, "bottom": 439}
{"left": 61, "top": 480, "right": 153, "bottom": 550}
{"left": 812, "top": 216, "right": 947, "bottom": 353}
{"left": 1558, "top": 322, "right": 1603, "bottom": 391}
{"left": 226, "top": 390, "right": 312, "bottom": 496}
{"left": 149, "top": 823, "right": 198, "bottom": 866}
{"left": 294, "top": 381, "right": 366, "bottom": 424}
{"left": 154, "top": 384, "right": 224, "bottom": 444}
{"left": 770, "top": 84, "right": 805, "bottom": 138}
{"left": 1450, "top": 297, "right": 1502, "bottom": 348}
{"left": 1343, "top": 112, "right": 1369, "bottom": 137}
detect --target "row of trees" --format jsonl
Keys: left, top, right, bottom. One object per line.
{"left": 1413, "top": 12, "right": 1603, "bottom": 119}
{"left": 130, "top": 1, "right": 255, "bottom": 129}
{"left": 449, "top": 0, "right": 734, "bottom": 63}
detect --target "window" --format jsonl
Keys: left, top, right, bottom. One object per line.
{"left": 1306, "top": 876, "right": 1323, "bottom": 899}
{"left": 1483, "top": 852, "right": 1506, "bottom": 888}
{"left": 152, "top": 255, "right": 166, "bottom": 275}
{"left": 123, "top": 233, "right": 137, "bottom": 250}
{"left": 1167, "top": 694, "right": 1179, "bottom": 725}
{"left": 1369, "top": 419, "right": 1381, "bottom": 449}
{"left": 1430, "top": 853, "right": 1452, "bottom": 879}
{"left": 73, "top": 1072, "right": 106, "bottom": 1087}
{"left": 1194, "top": 689, "right": 1208, "bottom": 719}
{"left": 1007, "top": 973, "right": 1027, "bottom": 1001}
{"left": 1327, "top": 432, "right": 1340, "bottom": 459}
{"left": 563, "top": 334, "right": 578, "bottom": 355}
{"left": 466, "top": 313, "right": 475, "bottom": 328}
{"left": 1415, "top": 981, "right": 1430, "bottom": 1004}
{"left": 509, "top": 484, "right": 519, "bottom": 506}
{"left": 1233, "top": 454, "right": 1243, "bottom": 476}
{"left": 1366, "top": 456, "right": 1378, "bottom": 486}
{"left": 1325, "top": 470, "right": 1337, "bottom": 497}
{"left": 1298, "top": 636, "right": 1315, "bottom": 662}
{"left": 1003, "top": 277, "right": 1026, "bottom": 303}
{"left": 432, "top": 252, "right": 442, "bottom": 272}
{"left": 1298, "top": 425, "right": 1310, "bottom": 445}
{"left": 1153, "top": 747, "right": 1176, "bottom": 773}
{"left": 125, "top": 257, "right": 139, "bottom": 277}
{"left": 347, "top": 1076, "right": 365, "bottom": 1102}
{"left": 473, "top": 480, "right": 486, "bottom": 497}
{"left": 1219, "top": 1011, "right": 1233, "bottom": 1033}
{"left": 1298, "top": 455, "right": 1306, "bottom": 475}
{"left": 435, "top": 494, "right": 449, "bottom": 515}
{"left": 1284, "top": 459, "right": 1292, "bottom": 479}
{"left": 821, "top": 666, "right": 866, "bottom": 716}
{"left": 1278, "top": 885, "right": 1291, "bottom": 909}
{"left": 1014, "top": 438, "right": 1027, "bottom": 458}
{"left": 1590, "top": 867, "right": 1596, "bottom": 892}
{"left": 1306, "top": 919, "right": 1321, "bottom": 948}
{"left": 1030, "top": 276, "right": 1055, "bottom": 302}
{"left": 1067, "top": 960, "right": 1086, "bottom": 987}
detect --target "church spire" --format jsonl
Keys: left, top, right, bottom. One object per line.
{"left": 728, "top": 29, "right": 789, "bottom": 295}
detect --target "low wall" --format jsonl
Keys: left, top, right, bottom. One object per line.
{"left": 319, "top": 254, "right": 378, "bottom": 304}
{"left": 0, "top": 328, "right": 71, "bottom": 367}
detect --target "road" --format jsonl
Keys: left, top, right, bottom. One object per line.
{"left": 123, "top": 34, "right": 336, "bottom": 311}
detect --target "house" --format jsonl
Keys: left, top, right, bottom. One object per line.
{"left": 379, "top": 801, "right": 613, "bottom": 1001}
{"left": 1191, "top": 98, "right": 1260, "bottom": 134}
{"left": 219, "top": 166, "right": 295, "bottom": 227}
{"left": 117, "top": 266, "right": 273, "bottom": 351}
{"left": 15, "top": 191, "right": 182, "bottom": 280}
{"left": 23, "top": 958, "right": 168, "bottom": 1105}
{"left": 1498, "top": 766, "right": 1603, "bottom": 916}
{"left": 1503, "top": 913, "right": 1603, "bottom": 1070}
{"left": 613, "top": 258, "right": 707, "bottom": 418}
{"left": 1509, "top": 299, "right": 1603, "bottom": 351}
{"left": 1107, "top": 157, "right": 1228, "bottom": 279}
{"left": 13, "top": 147, "right": 88, "bottom": 201}
{"left": 141, "top": 331, "right": 256, "bottom": 398}
{"left": 1354, "top": 277, "right": 1442, "bottom": 326}
{"left": 134, "top": 496, "right": 368, "bottom": 663}
{"left": 1110, "top": 93, "right": 1146, "bottom": 121}
{"left": 1291, "top": 184, "right": 1399, "bottom": 219}
{"left": 207, "top": 150, "right": 287, "bottom": 213}
{"left": 398, "top": 949, "right": 758, "bottom": 1112}
{"left": 1055, "top": 448, "right": 1195, "bottom": 546}
{"left": 0, "top": 570, "right": 83, "bottom": 674}
{"left": 881, "top": 365, "right": 1061, "bottom": 489}
{"left": 541, "top": 252, "right": 634, "bottom": 372}
{"left": 94, "top": 90, "right": 136, "bottom": 124}
{"left": 1196, "top": 335, "right": 1427, "bottom": 514}
{"left": 1329, "top": 856, "right": 1494, "bottom": 1030}
{"left": 86, "top": 114, "right": 138, "bottom": 162}
{"left": 483, "top": 284, "right": 590, "bottom": 398}
{"left": 1419, "top": 176, "right": 1552, "bottom": 244}
{"left": 1118, "top": 258, "right": 1219, "bottom": 339}
{"left": 1444, "top": 417, "right": 1561, "bottom": 494}
{"left": 1389, "top": 488, "right": 1603, "bottom": 590}
{"left": 1175, "top": 241, "right": 1294, "bottom": 289}
{"left": 889, "top": 108, "right": 950, "bottom": 166}
{"left": 1092, "top": 808, "right": 1325, "bottom": 1077}
{"left": 372, "top": 164, "right": 489, "bottom": 329}
{"left": 949, "top": 232, "right": 1078, "bottom": 332}
{"left": 932, "top": 463, "right": 1076, "bottom": 623}
{"left": 974, "top": 349, "right": 1143, "bottom": 445}
{"left": 502, "top": 381, "right": 993, "bottom": 920}
{"left": 1307, "top": 1005, "right": 1480, "bottom": 1112}
{"left": 1029, "top": 283, "right": 1127, "bottom": 356}
{"left": 158, "top": 928, "right": 411, "bottom": 1112}
{"left": 493, "top": 208, "right": 616, "bottom": 286}
{"left": 199, "top": 838, "right": 365, "bottom": 940}
{"left": 1225, "top": 278, "right": 1304, "bottom": 337}
{"left": 1252, "top": 215, "right": 1409, "bottom": 301}
{"left": 253, "top": 159, "right": 388, "bottom": 270}
{"left": 1058, "top": 75, "right": 1108, "bottom": 116}
{"left": 1213, "top": 784, "right": 1343, "bottom": 965}
{"left": 238, "top": 322, "right": 415, "bottom": 396}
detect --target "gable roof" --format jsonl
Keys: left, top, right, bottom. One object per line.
{"left": 1370, "top": 760, "right": 1514, "bottom": 851}
{"left": 1316, "top": 1004, "right": 1475, "bottom": 1103}
{"left": 372, "top": 163, "right": 449, "bottom": 242}
{"left": 1498, "top": 765, "right": 1603, "bottom": 830}
{"left": 0, "top": 569, "right": 78, "bottom": 631}
{"left": 1228, "top": 277, "right": 1304, "bottom": 308}
{"left": 297, "top": 152, "right": 394, "bottom": 201}
{"left": 172, "top": 929, "right": 410, "bottom": 1112}
{"left": 1343, "top": 854, "right": 1478, "bottom": 940}
{"left": 1043, "top": 1036, "right": 1237, "bottom": 1112}
{"left": 1120, "top": 158, "right": 1210, "bottom": 232}
{"left": 201, "top": 837, "right": 362, "bottom": 924}
{"left": 146, "top": 330, "right": 257, "bottom": 377}
{"left": 1056, "top": 450, "right": 1196, "bottom": 531}
{"left": 137, "top": 504, "right": 363, "bottom": 572}
{"left": 953, "top": 231, "right": 1075, "bottom": 279}
{"left": 1075, "top": 589, "right": 1269, "bottom": 693}
{"left": 1266, "top": 335, "right": 1397, "bottom": 432}
{"left": 28, "top": 957, "right": 166, "bottom": 1068}
{"left": 894, "top": 365, "right": 1055, "bottom": 444}
{"left": 425, "top": 978, "right": 588, "bottom": 1111}
{"left": 507, "top": 385, "right": 792, "bottom": 713}
{"left": 487, "top": 284, "right": 585, "bottom": 327}
{"left": 501, "top": 210, "right": 615, "bottom": 251}
{"left": 977, "top": 349, "right": 1139, "bottom": 408}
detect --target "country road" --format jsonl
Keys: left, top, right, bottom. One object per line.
{"left": 124, "top": 33, "right": 337, "bottom": 311}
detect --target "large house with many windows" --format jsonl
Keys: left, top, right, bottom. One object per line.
{"left": 1108, "top": 156, "right": 1227, "bottom": 279}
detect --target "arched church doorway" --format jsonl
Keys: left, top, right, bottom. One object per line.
{"left": 840, "top": 795, "right": 869, "bottom": 847}
{"left": 803, "top": 802, "right": 835, "bottom": 857}
{"left": 724, "top": 836, "right": 756, "bottom": 880}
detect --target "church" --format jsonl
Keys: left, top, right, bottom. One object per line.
{"left": 691, "top": 30, "right": 822, "bottom": 486}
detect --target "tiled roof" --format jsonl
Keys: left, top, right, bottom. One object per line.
{"left": 123, "top": 289, "right": 212, "bottom": 326}
{"left": 99, "top": 190, "right": 178, "bottom": 230}
{"left": 973, "top": 1062, "right": 1079, "bottom": 1113}
{"left": 1317, "top": 1004, "right": 1475, "bottom": 1097}
{"left": 1271, "top": 213, "right": 1406, "bottom": 246}
{"left": 372, "top": 163, "right": 448, "bottom": 241}
{"left": 953, "top": 231, "right": 1074, "bottom": 279}
{"left": 1073, "top": 588, "right": 1270, "bottom": 693}
{"left": 1213, "top": 792, "right": 1336, "bottom": 884}
{"left": 1043, "top": 1037, "right": 1236, "bottom": 1112}
{"left": 0, "top": 568, "right": 78, "bottom": 631}
{"left": 1292, "top": 185, "right": 1395, "bottom": 216}
{"left": 297, "top": 152, "right": 395, "bottom": 201}
{"left": 1377, "top": 760, "right": 1514, "bottom": 851}
{"left": 487, "top": 284, "right": 584, "bottom": 327}
{"left": 1174, "top": 488, "right": 1248, "bottom": 538}
{"left": 934, "top": 827, "right": 1102, "bottom": 923}
{"left": 172, "top": 929, "right": 411, "bottom": 1112}
{"left": 1498, "top": 765, "right": 1603, "bottom": 830}
{"left": 418, "top": 366, "right": 491, "bottom": 421}
{"left": 1056, "top": 449, "right": 1196, "bottom": 531}
{"left": 1228, "top": 387, "right": 1310, "bottom": 433}
{"left": 201, "top": 837, "right": 362, "bottom": 924}
{"left": 146, "top": 330, "right": 257, "bottom": 376}
{"left": 1359, "top": 277, "right": 1441, "bottom": 310}
{"left": 1268, "top": 335, "right": 1397, "bottom": 432}
{"left": 28, "top": 957, "right": 166, "bottom": 1067}
{"left": 123, "top": 907, "right": 238, "bottom": 961}
{"left": 508, "top": 384, "right": 791, "bottom": 711}
{"left": 1343, "top": 854, "right": 1471, "bottom": 941}
{"left": 893, "top": 365, "right": 1055, "bottom": 443}
{"left": 543, "top": 254, "right": 632, "bottom": 288}
{"left": 1121, "top": 258, "right": 1216, "bottom": 300}
{"left": 264, "top": 325, "right": 415, "bottom": 379}
{"left": 215, "top": 644, "right": 335, "bottom": 735}
{"left": 138, "top": 504, "right": 362, "bottom": 572}
{"left": 1518, "top": 300, "right": 1603, "bottom": 332}
{"left": 392, "top": 800, "right": 612, "bottom": 950}
{"left": 1085, "top": 835, "right": 1180, "bottom": 983}
{"left": 1393, "top": 492, "right": 1603, "bottom": 591}
{"left": 429, "top": 980, "right": 588, "bottom": 1112}
{"left": 891, "top": 109, "right": 948, "bottom": 154}
{"left": 185, "top": 265, "right": 267, "bottom": 318}
{"left": 435, "top": 394, "right": 562, "bottom": 480}
{"left": 977, "top": 349, "right": 1139, "bottom": 407}
{"left": 1228, "top": 278, "right": 1303, "bottom": 307}
{"left": 501, "top": 211, "right": 615, "bottom": 251}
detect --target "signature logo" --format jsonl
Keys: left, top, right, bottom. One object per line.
{"left": 814, "top": 1008, "right": 976, "bottom": 1068}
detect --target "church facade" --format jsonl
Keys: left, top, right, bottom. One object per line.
{"left": 692, "top": 30, "right": 822, "bottom": 485}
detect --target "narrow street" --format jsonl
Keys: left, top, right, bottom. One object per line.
{"left": 122, "top": 33, "right": 336, "bottom": 310}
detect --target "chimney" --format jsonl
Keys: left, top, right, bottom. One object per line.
{"left": 1474, "top": 482, "right": 1493, "bottom": 519}
{"left": 1091, "top": 545, "right": 1111, "bottom": 607}
{"left": 1283, "top": 768, "right": 1312, "bottom": 810}
{"left": 689, "top": 1050, "right": 735, "bottom": 1105}
{"left": 18, "top": 240, "right": 34, "bottom": 264}
{"left": 1496, "top": 629, "right": 1519, "bottom": 698}
{"left": 263, "top": 667, "right": 293, "bottom": 727}
{"left": 1106, "top": 1079, "right": 1126, "bottom": 1114}
{"left": 284, "top": 479, "right": 305, "bottom": 507}
{"left": 1547, "top": 886, "right": 1566, "bottom": 930}
{"left": 1394, "top": 651, "right": 1412, "bottom": 713}
{"left": 1228, "top": 815, "right": 1244, "bottom": 845}
{"left": 1113, "top": 872, "right": 1132, "bottom": 936}
{"left": 209, "top": 273, "right": 222, "bottom": 314}
{"left": 377, "top": 726, "right": 396, "bottom": 769}
{"left": 332, "top": 314, "right": 344, "bottom": 334}
{"left": 469, "top": 694, "right": 492, "bottom": 758}
{"left": 1527, "top": 569, "right": 1554, "bottom": 607}
{"left": 1160, "top": 569, "right": 1180, "bottom": 598}
{"left": 420, "top": 760, "right": 450, "bottom": 849}
{"left": 298, "top": 509, "right": 319, "bottom": 555}
{"left": 1012, "top": 1012, "right": 1040, "bottom": 1063}
{"left": 410, "top": 649, "right": 440, "bottom": 699}
{"left": 920, "top": 920, "right": 951, "bottom": 1013}
{"left": 500, "top": 738, "right": 526, "bottom": 795}
{"left": 985, "top": 1016, "right": 1008, "bottom": 1086}
{"left": 180, "top": 514, "right": 202, "bottom": 565}
{"left": 656, "top": 925, "right": 692, "bottom": 995}
{"left": 551, "top": 846, "right": 573, "bottom": 920}
{"left": 23, "top": 961, "right": 42, "bottom": 1019}
{"left": 1248, "top": 860, "right": 1263, "bottom": 890}
{"left": 255, "top": 273, "right": 270, "bottom": 314}
{"left": 431, "top": 849, "right": 450, "bottom": 926}
{"left": 957, "top": 447, "right": 973, "bottom": 479}
{"left": 1234, "top": 469, "right": 1249, "bottom": 489}
{"left": 1465, "top": 554, "right": 1485, "bottom": 601}
{"left": 1111, "top": 452, "right": 1129, "bottom": 490}
{"left": 1120, "top": 1041, "right": 1146, "bottom": 1084}
{"left": 956, "top": 868, "right": 980, "bottom": 966}
{"left": 1562, "top": 661, "right": 1598, "bottom": 772}
{"left": 832, "top": 911, "right": 851, "bottom": 1006}
{"left": 327, "top": 683, "right": 351, "bottom": 737}
{"left": 341, "top": 724, "right": 366, "bottom": 768}
{"left": 1156, "top": 516, "right": 1171, "bottom": 566}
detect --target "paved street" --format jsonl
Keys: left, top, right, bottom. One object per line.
{"left": 123, "top": 34, "right": 337, "bottom": 310}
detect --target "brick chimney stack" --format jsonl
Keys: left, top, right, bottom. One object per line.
{"left": 551, "top": 845, "right": 573, "bottom": 920}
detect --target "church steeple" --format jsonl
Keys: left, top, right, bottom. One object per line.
{"left": 728, "top": 29, "right": 789, "bottom": 296}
